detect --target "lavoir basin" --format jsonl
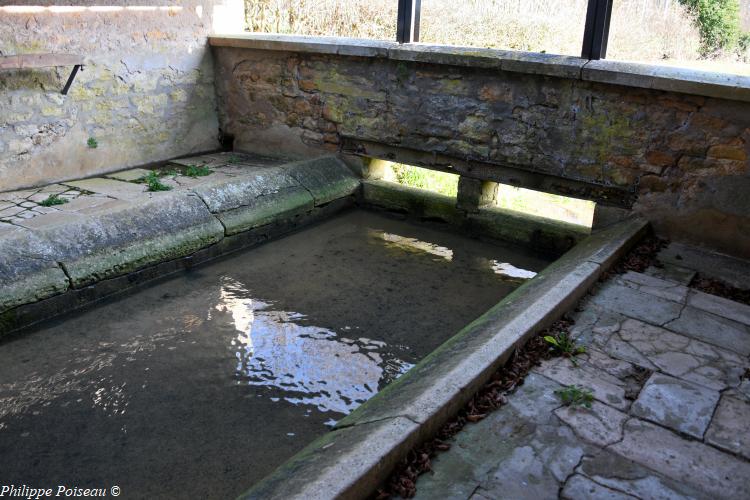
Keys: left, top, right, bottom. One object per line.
{"left": 0, "top": 210, "right": 551, "bottom": 498}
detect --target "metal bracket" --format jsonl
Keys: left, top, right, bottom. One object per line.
{"left": 61, "top": 64, "right": 83, "bottom": 95}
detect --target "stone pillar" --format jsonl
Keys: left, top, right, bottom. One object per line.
{"left": 457, "top": 176, "right": 498, "bottom": 213}
{"left": 363, "top": 158, "right": 394, "bottom": 180}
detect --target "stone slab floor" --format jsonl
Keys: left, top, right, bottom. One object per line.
{"left": 0, "top": 152, "right": 287, "bottom": 227}
{"left": 414, "top": 246, "right": 750, "bottom": 500}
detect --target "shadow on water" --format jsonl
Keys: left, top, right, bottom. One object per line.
{"left": 0, "top": 210, "right": 550, "bottom": 498}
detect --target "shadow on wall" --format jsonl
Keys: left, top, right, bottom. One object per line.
{"left": 0, "top": 1, "right": 244, "bottom": 192}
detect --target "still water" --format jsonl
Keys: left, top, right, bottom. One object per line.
{"left": 0, "top": 210, "right": 550, "bottom": 499}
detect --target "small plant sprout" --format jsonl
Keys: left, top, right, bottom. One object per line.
{"left": 555, "top": 385, "right": 594, "bottom": 409}
{"left": 39, "top": 194, "right": 68, "bottom": 207}
{"left": 87, "top": 137, "right": 98, "bottom": 149}
{"left": 544, "top": 332, "right": 586, "bottom": 366}
{"left": 227, "top": 155, "right": 240, "bottom": 164}
{"left": 144, "top": 171, "right": 172, "bottom": 192}
{"left": 185, "top": 164, "right": 213, "bottom": 178}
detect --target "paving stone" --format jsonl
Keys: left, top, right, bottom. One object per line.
{"left": 618, "top": 271, "right": 689, "bottom": 303}
{"left": 38, "top": 184, "right": 68, "bottom": 194}
{"left": 414, "top": 374, "right": 568, "bottom": 500}
{"left": 734, "top": 380, "right": 750, "bottom": 402}
{"left": 610, "top": 419, "right": 750, "bottom": 498}
{"left": 631, "top": 373, "right": 719, "bottom": 438}
{"left": 63, "top": 178, "right": 148, "bottom": 200}
{"left": 0, "top": 205, "right": 24, "bottom": 217}
{"left": 578, "top": 449, "right": 709, "bottom": 500}
{"left": 562, "top": 474, "right": 636, "bottom": 500}
{"left": 608, "top": 319, "right": 745, "bottom": 391}
{"left": 18, "top": 201, "right": 36, "bottom": 208}
{"left": 659, "top": 243, "right": 750, "bottom": 290}
{"left": 590, "top": 282, "right": 684, "bottom": 326}
{"left": 554, "top": 400, "right": 628, "bottom": 447}
{"left": 105, "top": 168, "right": 151, "bottom": 182}
{"left": 534, "top": 357, "right": 630, "bottom": 410}
{"left": 15, "top": 210, "right": 36, "bottom": 219}
{"left": 569, "top": 302, "right": 626, "bottom": 348}
{"left": 705, "top": 395, "right": 750, "bottom": 460}
{"left": 0, "top": 201, "right": 15, "bottom": 211}
{"left": 582, "top": 347, "right": 639, "bottom": 379}
{"left": 644, "top": 264, "right": 696, "bottom": 286}
{"left": 56, "top": 195, "right": 114, "bottom": 212}
{"left": 687, "top": 290, "right": 750, "bottom": 327}
{"left": 0, "top": 190, "right": 35, "bottom": 202}
{"left": 664, "top": 306, "right": 750, "bottom": 356}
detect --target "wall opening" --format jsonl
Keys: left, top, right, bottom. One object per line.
{"left": 371, "top": 161, "right": 459, "bottom": 198}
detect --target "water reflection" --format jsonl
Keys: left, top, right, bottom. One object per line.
{"left": 216, "top": 278, "right": 413, "bottom": 416}
{"left": 489, "top": 260, "right": 538, "bottom": 280}
{"left": 375, "top": 231, "right": 454, "bottom": 261}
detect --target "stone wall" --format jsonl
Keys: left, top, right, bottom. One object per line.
{"left": 212, "top": 42, "right": 750, "bottom": 258}
{"left": 0, "top": 1, "right": 243, "bottom": 191}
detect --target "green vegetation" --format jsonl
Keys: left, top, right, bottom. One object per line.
{"left": 555, "top": 385, "right": 594, "bottom": 409}
{"left": 391, "top": 164, "right": 458, "bottom": 197}
{"left": 544, "top": 333, "right": 587, "bottom": 367}
{"left": 39, "top": 194, "right": 68, "bottom": 207}
{"left": 185, "top": 164, "right": 213, "bottom": 178}
{"left": 681, "top": 0, "right": 741, "bottom": 54}
{"left": 143, "top": 171, "right": 172, "bottom": 192}
{"left": 87, "top": 137, "right": 98, "bottom": 149}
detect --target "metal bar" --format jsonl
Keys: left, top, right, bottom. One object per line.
{"left": 396, "top": 0, "right": 421, "bottom": 43}
{"left": 581, "top": 0, "right": 613, "bottom": 60}
{"left": 61, "top": 64, "right": 82, "bottom": 95}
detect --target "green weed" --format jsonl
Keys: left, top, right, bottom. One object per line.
{"left": 39, "top": 194, "right": 68, "bottom": 207}
{"left": 87, "top": 137, "right": 98, "bottom": 149}
{"left": 144, "top": 171, "right": 172, "bottom": 192}
{"left": 185, "top": 164, "right": 213, "bottom": 178}
{"left": 555, "top": 385, "right": 594, "bottom": 408}
{"left": 544, "top": 333, "right": 586, "bottom": 366}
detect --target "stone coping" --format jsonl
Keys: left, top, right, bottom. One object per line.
{"left": 209, "top": 34, "right": 750, "bottom": 102}
{"left": 240, "top": 216, "right": 649, "bottom": 499}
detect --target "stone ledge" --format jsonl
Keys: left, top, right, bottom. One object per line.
{"left": 0, "top": 155, "right": 361, "bottom": 334}
{"left": 210, "top": 34, "right": 750, "bottom": 102}
{"left": 239, "top": 217, "right": 648, "bottom": 499}
{"left": 582, "top": 59, "right": 750, "bottom": 102}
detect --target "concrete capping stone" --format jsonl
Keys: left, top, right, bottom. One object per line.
{"left": 209, "top": 33, "right": 394, "bottom": 58}
{"left": 239, "top": 217, "right": 649, "bottom": 499}
{"left": 582, "top": 59, "right": 750, "bottom": 102}
{"left": 210, "top": 34, "right": 750, "bottom": 102}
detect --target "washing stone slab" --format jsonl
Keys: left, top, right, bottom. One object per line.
{"left": 191, "top": 166, "right": 314, "bottom": 235}
{"left": 705, "top": 395, "right": 750, "bottom": 460}
{"left": 35, "top": 192, "right": 224, "bottom": 288}
{"left": 282, "top": 156, "right": 361, "bottom": 206}
{"left": 0, "top": 224, "right": 69, "bottom": 316}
